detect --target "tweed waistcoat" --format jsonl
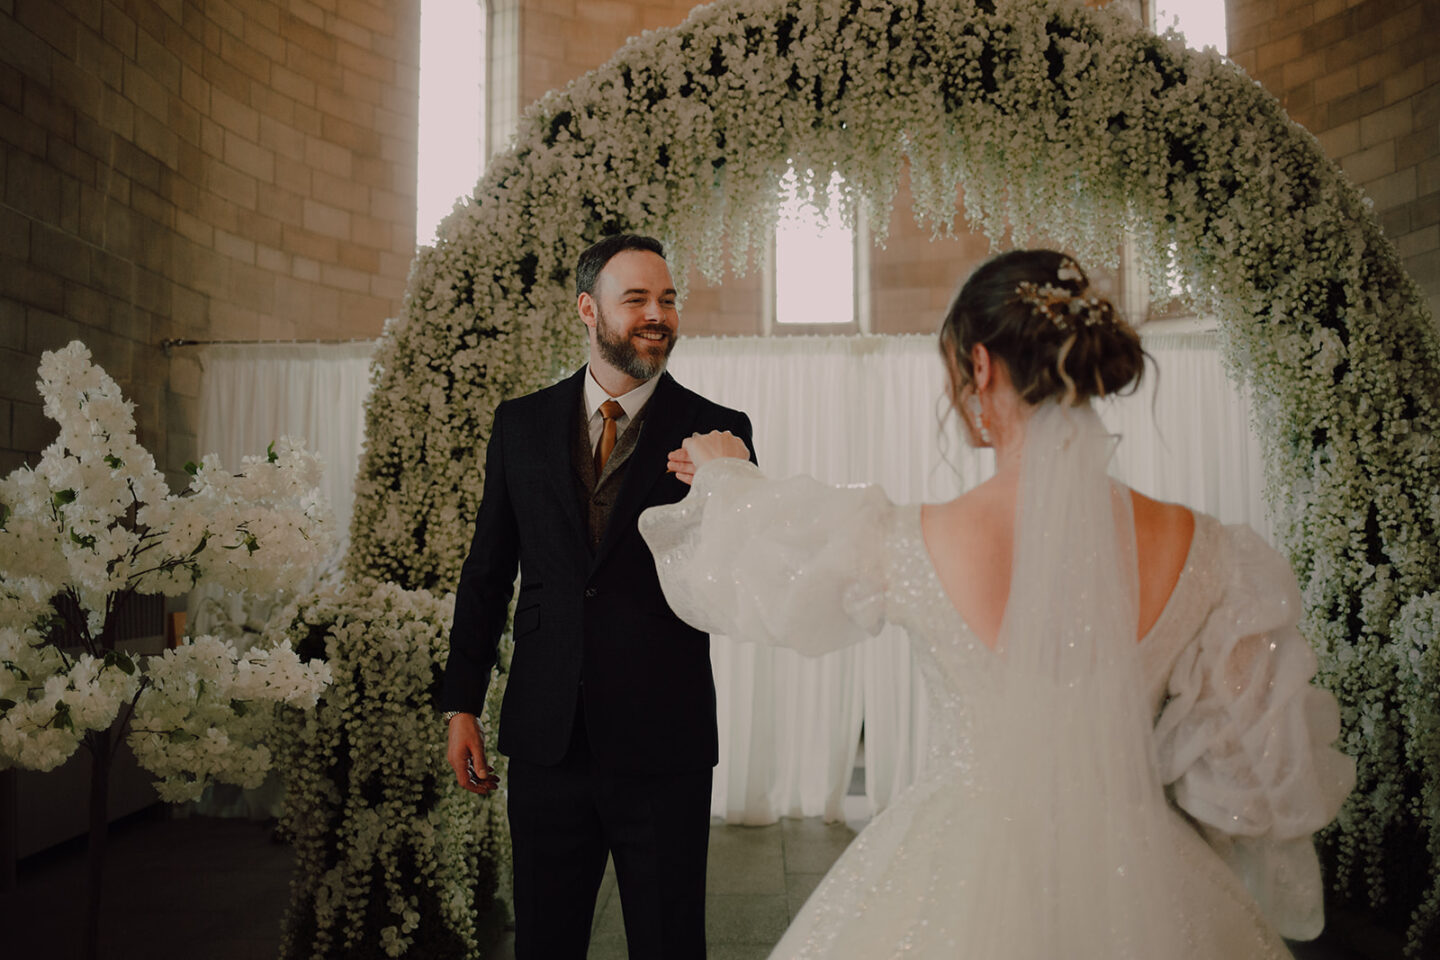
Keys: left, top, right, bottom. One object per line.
{"left": 573, "top": 399, "right": 648, "bottom": 551}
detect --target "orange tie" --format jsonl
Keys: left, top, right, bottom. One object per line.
{"left": 594, "top": 399, "right": 624, "bottom": 475}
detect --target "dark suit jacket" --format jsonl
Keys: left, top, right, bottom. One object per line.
{"left": 440, "top": 367, "right": 754, "bottom": 773}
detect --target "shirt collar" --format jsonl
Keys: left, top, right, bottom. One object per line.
{"left": 584, "top": 365, "right": 661, "bottom": 420}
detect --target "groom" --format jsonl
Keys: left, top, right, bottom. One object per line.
{"left": 440, "top": 234, "right": 754, "bottom": 958}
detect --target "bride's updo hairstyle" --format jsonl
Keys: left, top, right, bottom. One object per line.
{"left": 939, "top": 249, "right": 1146, "bottom": 409}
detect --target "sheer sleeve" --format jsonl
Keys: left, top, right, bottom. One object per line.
{"left": 638, "top": 458, "right": 891, "bottom": 656}
{"left": 1153, "top": 523, "right": 1355, "bottom": 940}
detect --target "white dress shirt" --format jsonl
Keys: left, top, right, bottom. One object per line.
{"left": 583, "top": 366, "right": 660, "bottom": 454}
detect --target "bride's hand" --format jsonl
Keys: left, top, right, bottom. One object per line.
{"left": 668, "top": 430, "right": 750, "bottom": 485}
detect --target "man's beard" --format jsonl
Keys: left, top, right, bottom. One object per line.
{"left": 595, "top": 305, "right": 675, "bottom": 381}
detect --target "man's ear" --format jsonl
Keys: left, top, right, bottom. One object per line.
{"left": 578, "top": 292, "right": 598, "bottom": 331}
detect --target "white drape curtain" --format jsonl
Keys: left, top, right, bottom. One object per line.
{"left": 196, "top": 342, "right": 377, "bottom": 556}
{"left": 194, "top": 332, "right": 1265, "bottom": 825}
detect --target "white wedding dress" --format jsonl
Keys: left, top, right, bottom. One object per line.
{"left": 639, "top": 403, "right": 1354, "bottom": 960}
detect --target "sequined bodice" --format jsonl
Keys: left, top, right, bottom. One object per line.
{"left": 881, "top": 505, "right": 1226, "bottom": 782}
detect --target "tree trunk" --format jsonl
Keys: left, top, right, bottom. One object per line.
{"left": 80, "top": 728, "right": 111, "bottom": 960}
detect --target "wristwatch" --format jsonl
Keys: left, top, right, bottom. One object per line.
{"left": 442, "top": 710, "right": 464, "bottom": 724}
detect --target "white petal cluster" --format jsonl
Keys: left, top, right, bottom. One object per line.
{"left": 270, "top": 579, "right": 506, "bottom": 960}
{"left": 127, "top": 635, "right": 331, "bottom": 803}
{"left": 0, "top": 342, "right": 335, "bottom": 792}
{"left": 0, "top": 626, "right": 141, "bottom": 771}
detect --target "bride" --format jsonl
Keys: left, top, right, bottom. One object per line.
{"left": 639, "top": 249, "right": 1355, "bottom": 958}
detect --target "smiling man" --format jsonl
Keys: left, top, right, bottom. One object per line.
{"left": 439, "top": 234, "right": 755, "bottom": 959}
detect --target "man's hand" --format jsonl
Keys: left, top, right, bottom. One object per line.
{"left": 667, "top": 430, "right": 751, "bottom": 485}
{"left": 446, "top": 712, "right": 500, "bottom": 795}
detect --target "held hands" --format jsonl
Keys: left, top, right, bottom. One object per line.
{"left": 446, "top": 713, "right": 500, "bottom": 795}
{"left": 668, "top": 430, "right": 751, "bottom": 485}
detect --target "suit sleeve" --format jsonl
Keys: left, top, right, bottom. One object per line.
{"left": 439, "top": 402, "right": 520, "bottom": 714}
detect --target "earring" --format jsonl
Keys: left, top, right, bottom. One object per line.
{"left": 965, "top": 395, "right": 993, "bottom": 445}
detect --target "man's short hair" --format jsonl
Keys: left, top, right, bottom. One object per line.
{"left": 576, "top": 234, "right": 666, "bottom": 297}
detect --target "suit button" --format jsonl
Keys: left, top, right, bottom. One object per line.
{"left": 584, "top": 587, "right": 597, "bottom": 598}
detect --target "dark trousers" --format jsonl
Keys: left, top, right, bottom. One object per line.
{"left": 506, "top": 709, "right": 713, "bottom": 959}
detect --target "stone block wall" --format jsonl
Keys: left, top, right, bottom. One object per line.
{"left": 1228, "top": 0, "right": 1440, "bottom": 320}
{"left": 0, "top": 0, "right": 421, "bottom": 484}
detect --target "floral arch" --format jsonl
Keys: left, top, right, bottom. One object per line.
{"left": 337, "top": 0, "right": 1438, "bottom": 951}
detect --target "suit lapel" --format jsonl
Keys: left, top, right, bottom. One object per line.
{"left": 544, "top": 367, "right": 589, "bottom": 548}
{"left": 591, "top": 372, "right": 695, "bottom": 571}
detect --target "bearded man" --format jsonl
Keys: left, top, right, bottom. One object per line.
{"left": 440, "top": 234, "right": 755, "bottom": 958}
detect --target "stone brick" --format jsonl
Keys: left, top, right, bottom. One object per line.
{"left": 1365, "top": 166, "right": 1418, "bottom": 210}
{"left": 63, "top": 280, "right": 107, "bottom": 328}
{"left": 0, "top": 397, "right": 11, "bottom": 448}
{"left": 303, "top": 135, "right": 351, "bottom": 177}
{"left": 5, "top": 150, "right": 62, "bottom": 222}
{"left": 74, "top": 25, "right": 123, "bottom": 90}
{"left": 174, "top": 208, "right": 213, "bottom": 247}
{"left": 369, "top": 273, "right": 406, "bottom": 301}
{"left": 320, "top": 113, "right": 382, "bottom": 156}
{"left": 25, "top": 304, "right": 80, "bottom": 356}
{"left": 50, "top": 57, "right": 104, "bottom": 122}
{"left": 235, "top": 207, "right": 283, "bottom": 249}
{"left": 0, "top": 298, "right": 25, "bottom": 350}
{"left": 136, "top": 23, "right": 181, "bottom": 92}
{"left": 168, "top": 353, "right": 201, "bottom": 398}
{"left": 313, "top": 169, "right": 368, "bottom": 213}
{"left": 1419, "top": 156, "right": 1440, "bottom": 197}
{"left": 302, "top": 198, "right": 350, "bottom": 239}
{"left": 30, "top": 221, "right": 90, "bottom": 286}
{"left": 316, "top": 82, "right": 375, "bottom": 128}
{"left": 167, "top": 92, "right": 202, "bottom": 147}
{"left": 14, "top": 0, "right": 78, "bottom": 59}
{"left": 257, "top": 116, "right": 304, "bottom": 162}
{"left": 351, "top": 212, "right": 393, "bottom": 250}
{"left": 270, "top": 64, "right": 317, "bottom": 106}
{"left": 1384, "top": 60, "right": 1427, "bottom": 106}
{"left": 269, "top": 159, "right": 311, "bottom": 203}
{"left": 133, "top": 109, "right": 179, "bottom": 170}
{"left": 342, "top": 1, "right": 397, "bottom": 36}
{"left": 11, "top": 398, "right": 55, "bottom": 451}
{"left": 121, "top": 59, "right": 168, "bottom": 126}
{"left": 256, "top": 244, "right": 290, "bottom": 275}
{"left": 1359, "top": 100, "right": 1414, "bottom": 148}
{"left": 179, "top": 64, "right": 210, "bottom": 112}
{"left": 1398, "top": 124, "right": 1439, "bottom": 169}
{"left": 283, "top": 227, "right": 339, "bottom": 264}
{"left": 214, "top": 227, "right": 255, "bottom": 264}
{"left": 329, "top": 16, "right": 371, "bottom": 52}
{"left": 1395, "top": 224, "right": 1439, "bottom": 260}
{"left": 100, "top": 1, "right": 137, "bottom": 58}
{"left": 1413, "top": 190, "right": 1440, "bottom": 229}
{"left": 336, "top": 38, "right": 394, "bottom": 82}
{"left": 222, "top": 131, "right": 275, "bottom": 182}
{"left": 206, "top": 160, "right": 256, "bottom": 209}
{"left": 1317, "top": 122, "right": 1359, "bottom": 164}
{"left": 0, "top": 203, "right": 28, "bottom": 262}
{"left": 210, "top": 87, "right": 259, "bottom": 141}
{"left": 337, "top": 241, "right": 379, "bottom": 274}
{"left": 242, "top": 17, "right": 285, "bottom": 62}
{"left": 249, "top": 83, "right": 296, "bottom": 126}
{"left": 1329, "top": 83, "right": 1386, "bottom": 127}
{"left": 219, "top": 30, "right": 269, "bottom": 84}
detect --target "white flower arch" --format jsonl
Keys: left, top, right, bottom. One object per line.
{"left": 342, "top": 0, "right": 1438, "bottom": 949}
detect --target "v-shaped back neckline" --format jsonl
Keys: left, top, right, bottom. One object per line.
{"left": 907, "top": 502, "right": 1201, "bottom": 654}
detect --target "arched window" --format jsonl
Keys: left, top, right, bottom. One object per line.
{"left": 417, "top": 0, "right": 487, "bottom": 247}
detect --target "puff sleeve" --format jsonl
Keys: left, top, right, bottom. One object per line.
{"left": 1153, "top": 523, "right": 1355, "bottom": 940}
{"left": 638, "top": 458, "right": 891, "bottom": 656}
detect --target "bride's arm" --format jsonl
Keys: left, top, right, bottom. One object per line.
{"left": 642, "top": 442, "right": 891, "bottom": 656}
